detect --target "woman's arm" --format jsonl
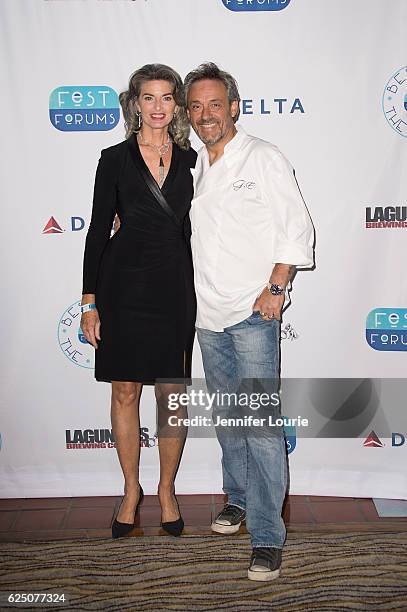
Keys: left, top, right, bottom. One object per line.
{"left": 82, "top": 149, "right": 117, "bottom": 294}
{"left": 81, "top": 148, "right": 117, "bottom": 348}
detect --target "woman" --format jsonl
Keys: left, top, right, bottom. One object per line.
{"left": 80, "top": 64, "right": 196, "bottom": 538}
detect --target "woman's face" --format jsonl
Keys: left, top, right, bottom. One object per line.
{"left": 136, "top": 80, "right": 177, "bottom": 131}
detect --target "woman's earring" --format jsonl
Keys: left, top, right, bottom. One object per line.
{"left": 136, "top": 111, "right": 142, "bottom": 129}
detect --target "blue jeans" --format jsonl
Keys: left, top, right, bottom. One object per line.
{"left": 197, "top": 312, "right": 288, "bottom": 549}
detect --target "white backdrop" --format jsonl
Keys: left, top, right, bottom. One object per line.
{"left": 1, "top": 0, "right": 406, "bottom": 499}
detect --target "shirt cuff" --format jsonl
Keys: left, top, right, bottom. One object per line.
{"left": 273, "top": 241, "right": 314, "bottom": 268}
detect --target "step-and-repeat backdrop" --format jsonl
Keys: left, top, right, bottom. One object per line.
{"left": 1, "top": 0, "right": 406, "bottom": 499}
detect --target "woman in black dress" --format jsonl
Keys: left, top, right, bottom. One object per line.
{"left": 80, "top": 64, "right": 196, "bottom": 538}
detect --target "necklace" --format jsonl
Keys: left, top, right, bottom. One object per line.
{"left": 138, "top": 133, "right": 172, "bottom": 187}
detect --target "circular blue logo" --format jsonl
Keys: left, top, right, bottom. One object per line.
{"left": 382, "top": 66, "right": 407, "bottom": 138}
{"left": 58, "top": 301, "right": 94, "bottom": 369}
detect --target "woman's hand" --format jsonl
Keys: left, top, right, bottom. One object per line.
{"left": 81, "top": 303, "right": 101, "bottom": 349}
{"left": 113, "top": 214, "right": 121, "bottom": 234}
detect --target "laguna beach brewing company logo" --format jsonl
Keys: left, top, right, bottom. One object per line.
{"left": 58, "top": 301, "right": 94, "bottom": 369}
{"left": 365, "top": 206, "right": 407, "bottom": 229}
{"left": 382, "top": 66, "right": 407, "bottom": 137}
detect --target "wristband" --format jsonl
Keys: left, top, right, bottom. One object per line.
{"left": 81, "top": 303, "right": 96, "bottom": 314}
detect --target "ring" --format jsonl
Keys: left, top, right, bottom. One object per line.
{"left": 261, "top": 312, "right": 274, "bottom": 319}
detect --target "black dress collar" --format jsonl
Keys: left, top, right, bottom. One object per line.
{"left": 127, "top": 134, "right": 179, "bottom": 195}
{"left": 127, "top": 135, "right": 180, "bottom": 226}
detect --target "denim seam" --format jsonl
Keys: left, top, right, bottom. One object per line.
{"left": 225, "top": 503, "right": 246, "bottom": 511}
{"left": 251, "top": 544, "right": 284, "bottom": 549}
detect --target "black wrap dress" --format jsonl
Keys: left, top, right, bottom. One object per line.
{"left": 82, "top": 137, "right": 197, "bottom": 382}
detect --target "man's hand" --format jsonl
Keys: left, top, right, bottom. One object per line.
{"left": 81, "top": 308, "right": 101, "bottom": 349}
{"left": 253, "top": 287, "right": 284, "bottom": 321}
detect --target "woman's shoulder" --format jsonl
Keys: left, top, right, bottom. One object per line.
{"left": 177, "top": 144, "right": 197, "bottom": 168}
{"left": 100, "top": 139, "right": 129, "bottom": 160}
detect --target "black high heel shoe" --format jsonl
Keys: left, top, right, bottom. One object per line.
{"left": 112, "top": 486, "right": 144, "bottom": 539}
{"left": 161, "top": 516, "right": 184, "bottom": 537}
{"left": 160, "top": 492, "right": 184, "bottom": 537}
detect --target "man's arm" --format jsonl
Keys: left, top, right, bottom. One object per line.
{"left": 253, "top": 263, "right": 295, "bottom": 320}
{"left": 254, "top": 147, "right": 314, "bottom": 319}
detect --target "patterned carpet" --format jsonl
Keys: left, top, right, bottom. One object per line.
{"left": 1, "top": 532, "right": 407, "bottom": 611}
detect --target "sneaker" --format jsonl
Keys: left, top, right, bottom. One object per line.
{"left": 247, "top": 547, "right": 282, "bottom": 581}
{"left": 211, "top": 504, "right": 246, "bottom": 534}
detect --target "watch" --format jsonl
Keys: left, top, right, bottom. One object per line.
{"left": 267, "top": 283, "right": 284, "bottom": 296}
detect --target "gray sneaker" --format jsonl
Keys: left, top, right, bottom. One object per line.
{"left": 211, "top": 504, "right": 246, "bottom": 534}
{"left": 248, "top": 547, "right": 282, "bottom": 581}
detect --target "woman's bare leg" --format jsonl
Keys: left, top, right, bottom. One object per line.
{"left": 111, "top": 381, "right": 142, "bottom": 523}
{"left": 155, "top": 383, "right": 187, "bottom": 523}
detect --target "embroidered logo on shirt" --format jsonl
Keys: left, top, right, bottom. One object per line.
{"left": 233, "top": 179, "right": 256, "bottom": 191}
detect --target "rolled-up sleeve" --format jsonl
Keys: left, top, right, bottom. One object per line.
{"left": 262, "top": 150, "right": 314, "bottom": 268}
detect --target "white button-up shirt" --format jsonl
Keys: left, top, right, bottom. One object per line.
{"left": 190, "top": 125, "right": 314, "bottom": 332}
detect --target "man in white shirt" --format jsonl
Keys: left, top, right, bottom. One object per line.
{"left": 185, "top": 63, "right": 314, "bottom": 581}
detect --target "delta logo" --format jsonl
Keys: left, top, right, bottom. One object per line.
{"left": 366, "top": 308, "right": 407, "bottom": 351}
{"left": 65, "top": 427, "right": 157, "bottom": 449}
{"left": 42, "top": 216, "right": 85, "bottom": 234}
{"left": 363, "top": 430, "right": 385, "bottom": 447}
{"left": 363, "top": 431, "right": 406, "bottom": 447}
{"left": 365, "top": 206, "right": 407, "bottom": 229}
{"left": 222, "top": 0, "right": 291, "bottom": 11}
{"left": 241, "top": 97, "right": 304, "bottom": 116}
{"left": 49, "top": 86, "right": 120, "bottom": 132}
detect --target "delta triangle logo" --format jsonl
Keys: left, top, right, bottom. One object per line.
{"left": 42, "top": 216, "right": 64, "bottom": 234}
{"left": 363, "top": 430, "right": 385, "bottom": 448}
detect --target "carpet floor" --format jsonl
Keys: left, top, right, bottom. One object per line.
{"left": 1, "top": 531, "right": 406, "bottom": 611}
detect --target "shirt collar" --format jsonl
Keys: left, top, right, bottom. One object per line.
{"left": 198, "top": 123, "right": 248, "bottom": 170}
{"left": 224, "top": 124, "right": 247, "bottom": 155}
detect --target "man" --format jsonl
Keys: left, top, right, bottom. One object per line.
{"left": 184, "top": 63, "right": 314, "bottom": 581}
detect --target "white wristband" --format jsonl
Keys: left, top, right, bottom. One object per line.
{"left": 81, "top": 303, "right": 96, "bottom": 314}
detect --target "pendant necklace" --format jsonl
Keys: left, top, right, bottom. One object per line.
{"left": 138, "top": 133, "right": 172, "bottom": 187}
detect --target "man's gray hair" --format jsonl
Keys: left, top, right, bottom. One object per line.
{"left": 184, "top": 62, "right": 241, "bottom": 123}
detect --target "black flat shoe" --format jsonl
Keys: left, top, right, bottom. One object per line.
{"left": 161, "top": 516, "right": 184, "bottom": 537}
{"left": 112, "top": 486, "right": 144, "bottom": 539}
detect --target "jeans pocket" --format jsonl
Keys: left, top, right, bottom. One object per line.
{"left": 248, "top": 312, "right": 281, "bottom": 326}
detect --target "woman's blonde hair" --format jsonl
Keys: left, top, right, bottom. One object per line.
{"left": 119, "top": 64, "right": 191, "bottom": 150}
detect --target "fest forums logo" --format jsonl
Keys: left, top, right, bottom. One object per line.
{"left": 58, "top": 301, "right": 94, "bottom": 369}
{"left": 382, "top": 66, "right": 407, "bottom": 137}
{"left": 284, "top": 418, "right": 296, "bottom": 454}
{"left": 222, "top": 0, "right": 291, "bottom": 11}
{"left": 49, "top": 86, "right": 120, "bottom": 132}
{"left": 366, "top": 308, "right": 407, "bottom": 351}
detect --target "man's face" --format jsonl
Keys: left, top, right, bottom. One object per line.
{"left": 187, "top": 79, "right": 238, "bottom": 146}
